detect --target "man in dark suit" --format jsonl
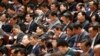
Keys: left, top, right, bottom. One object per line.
{"left": 29, "top": 34, "right": 40, "bottom": 56}
{"left": 88, "top": 25, "right": 100, "bottom": 49}
{"left": 60, "top": 12, "right": 73, "bottom": 32}
{"left": 25, "top": 14, "right": 38, "bottom": 34}
{"left": 9, "top": 25, "right": 24, "bottom": 44}
{"left": 65, "top": 25, "right": 77, "bottom": 47}
{"left": 57, "top": 40, "right": 76, "bottom": 56}
{"left": 86, "top": 1, "right": 99, "bottom": 22}
{"left": 53, "top": 25, "right": 67, "bottom": 41}
{"left": 73, "top": 23, "right": 90, "bottom": 49}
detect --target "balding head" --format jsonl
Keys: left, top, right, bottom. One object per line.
{"left": 94, "top": 44, "right": 100, "bottom": 56}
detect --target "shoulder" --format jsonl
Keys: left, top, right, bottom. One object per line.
{"left": 65, "top": 48, "right": 76, "bottom": 56}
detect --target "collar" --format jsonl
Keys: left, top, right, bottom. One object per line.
{"left": 59, "top": 32, "right": 63, "bottom": 37}
{"left": 93, "top": 33, "right": 99, "bottom": 39}
{"left": 32, "top": 43, "right": 38, "bottom": 49}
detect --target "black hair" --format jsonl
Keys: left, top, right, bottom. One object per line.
{"left": 40, "top": 3, "right": 49, "bottom": 9}
{"left": 91, "top": 24, "right": 99, "bottom": 32}
{"left": 62, "top": 12, "right": 72, "bottom": 21}
{"left": 57, "top": 40, "right": 68, "bottom": 47}
{"left": 80, "top": 39, "right": 92, "bottom": 47}
{"left": 60, "top": 2, "right": 69, "bottom": 9}
{"left": 27, "top": 4, "right": 36, "bottom": 10}
{"left": 29, "top": 34, "right": 39, "bottom": 39}
{"left": 54, "top": 24, "right": 62, "bottom": 31}
{"left": 91, "top": 14, "right": 99, "bottom": 22}
{"left": 78, "top": 11, "right": 87, "bottom": 19}
{"left": 49, "top": 12, "right": 57, "bottom": 16}
{"left": 14, "top": 48, "right": 27, "bottom": 56}
{"left": 8, "top": 6, "right": 15, "bottom": 11}
{"left": 37, "top": 25, "right": 47, "bottom": 32}
{"left": 51, "top": 2, "right": 59, "bottom": 8}
{"left": 0, "top": 13, "right": 8, "bottom": 18}
{"left": 0, "top": 3, "right": 5, "bottom": 8}
{"left": 0, "top": 48, "right": 4, "bottom": 54}
{"left": 73, "top": 23, "right": 82, "bottom": 29}
{"left": 26, "top": 13, "right": 34, "bottom": 18}
{"left": 12, "top": 15, "right": 19, "bottom": 20}
{"left": 93, "top": 1, "right": 99, "bottom": 8}
{"left": 67, "top": 24, "right": 74, "bottom": 30}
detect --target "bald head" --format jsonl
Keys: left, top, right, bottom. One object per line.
{"left": 94, "top": 45, "right": 100, "bottom": 56}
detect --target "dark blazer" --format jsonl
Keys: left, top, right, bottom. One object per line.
{"left": 86, "top": 10, "right": 99, "bottom": 22}
{"left": 62, "top": 23, "right": 73, "bottom": 32}
{"left": 94, "top": 33, "right": 100, "bottom": 46}
{"left": 75, "top": 30, "right": 90, "bottom": 43}
{"left": 81, "top": 20, "right": 90, "bottom": 31}
{"left": 66, "top": 35, "right": 76, "bottom": 47}
{"left": 16, "top": 32, "right": 25, "bottom": 43}
{"left": 57, "top": 32, "right": 67, "bottom": 42}
{"left": 28, "top": 21, "right": 38, "bottom": 34}
{"left": 31, "top": 44, "right": 40, "bottom": 56}
{"left": 74, "top": 30, "right": 90, "bottom": 49}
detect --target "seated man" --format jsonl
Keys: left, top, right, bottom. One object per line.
{"left": 57, "top": 40, "right": 76, "bottom": 56}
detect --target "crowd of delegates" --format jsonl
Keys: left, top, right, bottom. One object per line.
{"left": 0, "top": 0, "right": 100, "bottom": 56}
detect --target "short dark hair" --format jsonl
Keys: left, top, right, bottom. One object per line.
{"left": 40, "top": 3, "right": 49, "bottom": 9}
{"left": 49, "top": 12, "right": 57, "bottom": 16}
{"left": 0, "top": 3, "right": 5, "bottom": 8}
{"left": 91, "top": 14, "right": 99, "bottom": 22}
{"left": 91, "top": 24, "right": 99, "bottom": 32}
{"left": 60, "top": 2, "right": 69, "bottom": 9}
{"left": 54, "top": 24, "right": 62, "bottom": 31}
{"left": 67, "top": 24, "right": 74, "bottom": 30}
{"left": 62, "top": 12, "right": 72, "bottom": 21}
{"left": 29, "top": 34, "right": 39, "bottom": 39}
{"left": 13, "top": 48, "right": 27, "bottom": 56}
{"left": 26, "top": 13, "right": 34, "bottom": 18}
{"left": 27, "top": 4, "right": 36, "bottom": 10}
{"left": 8, "top": 6, "right": 15, "bottom": 11}
{"left": 51, "top": 2, "right": 59, "bottom": 8}
{"left": 0, "top": 48, "right": 4, "bottom": 54}
{"left": 57, "top": 40, "right": 68, "bottom": 47}
{"left": 80, "top": 39, "right": 92, "bottom": 47}
{"left": 73, "top": 23, "right": 82, "bottom": 29}
{"left": 37, "top": 25, "right": 47, "bottom": 32}
{"left": 93, "top": 1, "right": 99, "bottom": 8}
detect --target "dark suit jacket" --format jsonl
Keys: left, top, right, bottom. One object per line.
{"left": 74, "top": 30, "right": 90, "bottom": 49}
{"left": 67, "top": 35, "right": 76, "bottom": 47}
{"left": 62, "top": 23, "right": 73, "bottom": 32}
{"left": 57, "top": 32, "right": 67, "bottom": 42}
{"left": 86, "top": 10, "right": 98, "bottom": 22}
{"left": 31, "top": 44, "right": 40, "bottom": 56}
{"left": 94, "top": 33, "right": 100, "bottom": 46}
{"left": 28, "top": 21, "right": 38, "bottom": 34}
{"left": 75, "top": 30, "right": 90, "bottom": 43}
{"left": 16, "top": 32, "right": 25, "bottom": 43}
{"left": 81, "top": 20, "right": 90, "bottom": 31}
